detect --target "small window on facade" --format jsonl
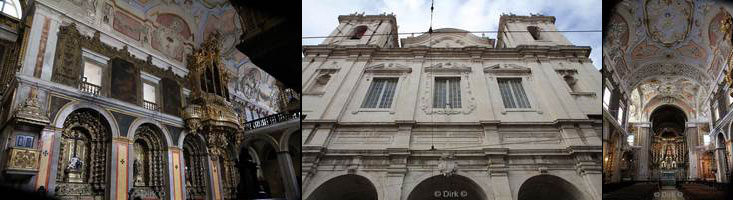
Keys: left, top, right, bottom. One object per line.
{"left": 704, "top": 135, "right": 711, "bottom": 146}
{"left": 15, "top": 135, "right": 33, "bottom": 148}
{"left": 433, "top": 77, "right": 461, "bottom": 109}
{"left": 309, "top": 73, "right": 331, "bottom": 94}
{"left": 361, "top": 78, "right": 398, "bottom": 108}
{"left": 603, "top": 87, "right": 611, "bottom": 109}
{"left": 627, "top": 135, "right": 634, "bottom": 145}
{"left": 564, "top": 75, "right": 578, "bottom": 92}
{"left": 498, "top": 78, "right": 531, "bottom": 109}
{"left": 351, "top": 26, "right": 368, "bottom": 39}
{"left": 527, "top": 26, "right": 541, "bottom": 40}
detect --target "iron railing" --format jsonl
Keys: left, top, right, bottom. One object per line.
{"left": 143, "top": 100, "right": 159, "bottom": 111}
{"left": 244, "top": 111, "right": 300, "bottom": 131}
{"left": 79, "top": 79, "right": 101, "bottom": 96}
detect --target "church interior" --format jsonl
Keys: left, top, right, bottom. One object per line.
{"left": 603, "top": 0, "right": 733, "bottom": 199}
{"left": 0, "top": 0, "right": 300, "bottom": 200}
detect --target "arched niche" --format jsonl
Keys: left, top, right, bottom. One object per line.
{"left": 53, "top": 108, "right": 113, "bottom": 199}
{"left": 406, "top": 174, "right": 488, "bottom": 200}
{"left": 131, "top": 123, "right": 170, "bottom": 199}
{"left": 517, "top": 174, "right": 587, "bottom": 200}
{"left": 306, "top": 174, "right": 378, "bottom": 200}
{"left": 182, "top": 133, "right": 210, "bottom": 200}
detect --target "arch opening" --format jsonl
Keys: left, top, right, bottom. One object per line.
{"left": 239, "top": 137, "right": 286, "bottom": 199}
{"left": 306, "top": 174, "right": 377, "bottom": 200}
{"left": 406, "top": 175, "right": 487, "bottom": 200}
{"left": 518, "top": 175, "right": 585, "bottom": 200}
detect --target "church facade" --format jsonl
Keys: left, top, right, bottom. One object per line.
{"left": 0, "top": 0, "right": 301, "bottom": 200}
{"left": 302, "top": 13, "right": 602, "bottom": 200}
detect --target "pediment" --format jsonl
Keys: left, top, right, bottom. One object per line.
{"left": 483, "top": 64, "right": 531, "bottom": 73}
{"left": 425, "top": 62, "right": 471, "bottom": 72}
{"left": 365, "top": 63, "right": 412, "bottom": 73}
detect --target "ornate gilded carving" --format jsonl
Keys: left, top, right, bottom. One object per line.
{"left": 726, "top": 49, "right": 733, "bottom": 94}
{"left": 183, "top": 135, "right": 209, "bottom": 199}
{"left": 55, "top": 109, "right": 110, "bottom": 198}
{"left": 182, "top": 32, "right": 242, "bottom": 160}
{"left": 132, "top": 124, "right": 169, "bottom": 199}
{"left": 51, "top": 24, "right": 188, "bottom": 88}
{"left": 13, "top": 88, "right": 50, "bottom": 126}
{"left": 5, "top": 147, "right": 40, "bottom": 171}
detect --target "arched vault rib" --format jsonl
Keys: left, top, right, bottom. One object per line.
{"left": 627, "top": 63, "right": 710, "bottom": 92}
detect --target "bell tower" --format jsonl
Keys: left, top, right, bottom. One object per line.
{"left": 496, "top": 14, "right": 574, "bottom": 48}
{"left": 321, "top": 12, "right": 400, "bottom": 48}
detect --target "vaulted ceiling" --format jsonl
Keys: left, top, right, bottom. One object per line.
{"left": 605, "top": 0, "right": 733, "bottom": 121}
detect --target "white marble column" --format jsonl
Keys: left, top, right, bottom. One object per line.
{"left": 685, "top": 124, "right": 698, "bottom": 179}
{"left": 715, "top": 147, "right": 729, "bottom": 183}
{"left": 637, "top": 124, "right": 651, "bottom": 180}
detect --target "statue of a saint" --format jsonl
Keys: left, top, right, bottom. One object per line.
{"left": 67, "top": 156, "right": 83, "bottom": 170}
{"left": 134, "top": 159, "right": 143, "bottom": 186}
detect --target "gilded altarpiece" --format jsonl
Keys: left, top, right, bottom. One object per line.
{"left": 55, "top": 109, "right": 111, "bottom": 200}
{"left": 183, "top": 135, "right": 209, "bottom": 200}
{"left": 650, "top": 130, "right": 688, "bottom": 179}
{"left": 131, "top": 124, "right": 169, "bottom": 200}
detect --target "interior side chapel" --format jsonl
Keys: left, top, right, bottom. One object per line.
{"left": 603, "top": 0, "right": 733, "bottom": 198}
{"left": 0, "top": 0, "right": 301, "bottom": 200}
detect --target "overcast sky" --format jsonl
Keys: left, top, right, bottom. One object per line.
{"left": 302, "top": 0, "right": 602, "bottom": 69}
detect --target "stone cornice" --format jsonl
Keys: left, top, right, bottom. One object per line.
{"left": 302, "top": 45, "right": 592, "bottom": 60}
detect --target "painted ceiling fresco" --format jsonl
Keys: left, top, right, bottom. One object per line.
{"left": 605, "top": 0, "right": 728, "bottom": 89}
{"left": 606, "top": 0, "right": 732, "bottom": 119}
{"left": 76, "top": 0, "right": 280, "bottom": 114}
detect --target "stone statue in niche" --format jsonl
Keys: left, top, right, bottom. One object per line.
{"left": 134, "top": 159, "right": 143, "bottom": 186}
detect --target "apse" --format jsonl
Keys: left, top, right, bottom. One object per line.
{"left": 650, "top": 105, "right": 687, "bottom": 135}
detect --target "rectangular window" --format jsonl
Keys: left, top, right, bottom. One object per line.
{"left": 603, "top": 87, "right": 611, "bottom": 109}
{"left": 433, "top": 77, "right": 461, "bottom": 108}
{"left": 361, "top": 78, "right": 398, "bottom": 108}
{"left": 15, "top": 135, "right": 33, "bottom": 148}
{"left": 617, "top": 106, "right": 624, "bottom": 125}
{"left": 704, "top": 135, "right": 711, "bottom": 146}
{"left": 143, "top": 82, "right": 157, "bottom": 103}
{"left": 83, "top": 61, "right": 103, "bottom": 86}
{"left": 627, "top": 135, "right": 634, "bottom": 145}
{"left": 498, "top": 78, "right": 530, "bottom": 109}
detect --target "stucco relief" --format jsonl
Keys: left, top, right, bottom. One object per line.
{"left": 628, "top": 63, "right": 710, "bottom": 91}
{"left": 643, "top": 0, "right": 693, "bottom": 46}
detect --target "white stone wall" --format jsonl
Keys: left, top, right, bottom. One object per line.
{"left": 303, "top": 14, "right": 602, "bottom": 200}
